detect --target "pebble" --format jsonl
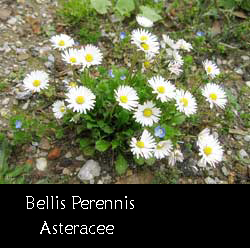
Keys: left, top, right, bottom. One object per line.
{"left": 235, "top": 68, "right": 244, "bottom": 75}
{"left": 241, "top": 56, "right": 249, "bottom": 61}
{"left": 15, "top": 91, "right": 33, "bottom": 100}
{"left": 78, "top": 160, "right": 101, "bottom": 181}
{"left": 246, "top": 81, "right": 250, "bottom": 87}
{"left": 22, "top": 101, "right": 30, "bottom": 110}
{"left": 244, "top": 135, "right": 250, "bottom": 142}
{"left": 62, "top": 168, "right": 71, "bottom": 176}
{"left": 205, "top": 177, "right": 217, "bottom": 184}
{"left": 7, "top": 17, "right": 17, "bottom": 25}
{"left": 222, "top": 166, "right": 229, "bottom": 177}
{"left": 36, "top": 158, "right": 48, "bottom": 171}
{"left": 39, "top": 138, "right": 51, "bottom": 150}
{"left": 65, "top": 152, "right": 72, "bottom": 159}
{"left": 18, "top": 53, "right": 30, "bottom": 61}
{"left": 76, "top": 155, "right": 85, "bottom": 161}
{"left": 0, "top": 9, "right": 12, "bottom": 21}
{"left": 2, "top": 98, "right": 10, "bottom": 106}
{"left": 239, "top": 149, "right": 249, "bottom": 159}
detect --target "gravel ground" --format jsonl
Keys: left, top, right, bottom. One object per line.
{"left": 0, "top": 0, "right": 249, "bottom": 184}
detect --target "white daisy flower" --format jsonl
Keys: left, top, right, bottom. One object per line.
{"left": 203, "top": 60, "right": 220, "bottom": 79}
{"left": 197, "top": 128, "right": 211, "bottom": 146}
{"left": 148, "top": 76, "right": 176, "bottom": 102}
{"left": 62, "top": 48, "right": 82, "bottom": 66}
{"left": 154, "top": 140, "right": 173, "bottom": 160}
{"left": 197, "top": 134, "right": 224, "bottom": 168}
{"left": 63, "top": 79, "right": 79, "bottom": 91}
{"left": 162, "top": 34, "right": 177, "bottom": 50}
{"left": 169, "top": 148, "right": 184, "bottom": 166}
{"left": 136, "top": 15, "right": 154, "bottom": 28}
{"left": 52, "top": 101, "right": 67, "bottom": 119}
{"left": 172, "top": 50, "right": 184, "bottom": 65}
{"left": 130, "top": 130, "right": 156, "bottom": 159}
{"left": 134, "top": 101, "right": 161, "bottom": 127}
{"left": 175, "top": 90, "right": 197, "bottom": 116}
{"left": 131, "top": 29, "right": 160, "bottom": 55}
{"left": 202, "top": 83, "right": 227, "bottom": 109}
{"left": 168, "top": 61, "right": 183, "bottom": 76}
{"left": 115, "top": 85, "right": 139, "bottom": 111}
{"left": 176, "top": 39, "right": 193, "bottom": 52}
{"left": 80, "top": 45, "right": 103, "bottom": 68}
{"left": 66, "top": 86, "right": 96, "bottom": 114}
{"left": 50, "top": 34, "right": 74, "bottom": 50}
{"left": 23, "top": 70, "right": 49, "bottom": 93}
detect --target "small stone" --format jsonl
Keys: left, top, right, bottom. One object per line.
{"left": 246, "top": 81, "right": 250, "bottom": 87}
{"left": 241, "top": 56, "right": 249, "bottom": 61}
{"left": 244, "top": 135, "right": 250, "bottom": 142}
{"left": 205, "top": 177, "right": 217, "bottom": 184}
{"left": 39, "top": 138, "right": 51, "bottom": 150}
{"left": 76, "top": 155, "right": 85, "bottom": 161}
{"left": 222, "top": 166, "right": 229, "bottom": 176}
{"left": 239, "top": 149, "right": 249, "bottom": 159}
{"left": 78, "top": 160, "right": 101, "bottom": 181}
{"left": 2, "top": 98, "right": 10, "bottom": 106}
{"left": 48, "top": 54, "right": 55, "bottom": 63}
{"left": 15, "top": 91, "right": 33, "bottom": 100}
{"left": 22, "top": 101, "right": 30, "bottom": 110}
{"left": 0, "top": 9, "right": 12, "bottom": 21}
{"left": 7, "top": 17, "right": 17, "bottom": 25}
{"left": 36, "top": 158, "right": 47, "bottom": 171}
{"left": 48, "top": 148, "right": 61, "bottom": 160}
{"left": 62, "top": 168, "right": 71, "bottom": 176}
{"left": 235, "top": 68, "right": 244, "bottom": 75}
{"left": 18, "top": 53, "right": 30, "bottom": 61}
{"left": 65, "top": 152, "right": 72, "bottom": 159}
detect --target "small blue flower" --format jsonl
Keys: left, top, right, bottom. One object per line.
{"left": 15, "top": 120, "right": 22, "bottom": 129}
{"left": 108, "top": 69, "right": 115, "bottom": 78}
{"left": 120, "top": 75, "right": 126, "bottom": 80}
{"left": 155, "top": 126, "right": 166, "bottom": 138}
{"left": 196, "top": 31, "right": 205, "bottom": 37}
{"left": 120, "top": 32, "right": 126, "bottom": 40}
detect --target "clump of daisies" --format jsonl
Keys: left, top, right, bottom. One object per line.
{"left": 20, "top": 17, "right": 229, "bottom": 174}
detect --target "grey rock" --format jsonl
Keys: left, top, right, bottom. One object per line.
{"left": 62, "top": 168, "right": 71, "bottom": 176}
{"left": 205, "top": 177, "right": 217, "bottom": 184}
{"left": 7, "top": 17, "right": 17, "bottom": 25}
{"left": 244, "top": 135, "right": 250, "bottom": 142}
{"left": 235, "top": 68, "right": 244, "bottom": 75}
{"left": 65, "top": 152, "right": 72, "bottom": 159}
{"left": 76, "top": 155, "right": 85, "bottom": 161}
{"left": 15, "top": 91, "right": 33, "bottom": 100}
{"left": 78, "top": 160, "right": 101, "bottom": 181}
{"left": 239, "top": 149, "right": 249, "bottom": 159}
{"left": 0, "top": 9, "right": 12, "bottom": 21}
{"left": 2, "top": 98, "right": 10, "bottom": 106}
{"left": 246, "top": 81, "right": 250, "bottom": 88}
{"left": 36, "top": 158, "right": 48, "bottom": 171}
{"left": 222, "top": 166, "right": 229, "bottom": 176}
{"left": 241, "top": 56, "right": 249, "bottom": 61}
{"left": 22, "top": 101, "right": 30, "bottom": 110}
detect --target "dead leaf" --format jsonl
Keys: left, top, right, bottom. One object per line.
{"left": 233, "top": 11, "right": 247, "bottom": 19}
{"left": 211, "top": 21, "right": 221, "bottom": 36}
{"left": 26, "top": 16, "right": 41, "bottom": 34}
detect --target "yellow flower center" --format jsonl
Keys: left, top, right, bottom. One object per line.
{"left": 157, "top": 86, "right": 165, "bottom": 94}
{"left": 76, "top": 96, "right": 85, "bottom": 105}
{"left": 70, "top": 57, "right": 77, "bottom": 63}
{"left": 204, "top": 146, "right": 213, "bottom": 156}
{"left": 58, "top": 40, "right": 65, "bottom": 46}
{"left": 207, "top": 66, "right": 212, "bottom": 73}
{"left": 143, "top": 108, "right": 153, "bottom": 117}
{"left": 144, "top": 61, "right": 151, "bottom": 69}
{"left": 141, "top": 43, "right": 150, "bottom": 51}
{"left": 136, "top": 141, "right": 145, "bottom": 148}
{"left": 60, "top": 106, "right": 66, "bottom": 113}
{"left": 120, "top": 96, "right": 128, "bottom": 103}
{"left": 33, "top": 80, "right": 41, "bottom": 87}
{"left": 85, "top": 54, "right": 94, "bottom": 62}
{"left": 209, "top": 93, "right": 217, "bottom": 101}
{"left": 140, "top": 36, "right": 148, "bottom": 41}
{"left": 180, "top": 98, "right": 189, "bottom": 107}
{"left": 69, "top": 82, "right": 77, "bottom": 88}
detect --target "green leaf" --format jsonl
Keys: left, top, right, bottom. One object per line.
{"left": 95, "top": 140, "right": 111, "bottom": 152}
{"left": 134, "top": 156, "right": 144, "bottom": 166}
{"left": 83, "top": 146, "right": 95, "bottom": 156}
{"left": 111, "top": 139, "right": 120, "bottom": 150}
{"left": 115, "top": 154, "right": 128, "bottom": 175}
{"left": 140, "top": 6, "right": 162, "bottom": 22}
{"left": 145, "top": 157, "right": 156, "bottom": 166}
{"left": 90, "top": 0, "right": 112, "bottom": 14}
{"left": 116, "top": 0, "right": 135, "bottom": 16}
{"left": 79, "top": 138, "right": 92, "bottom": 149}
{"left": 171, "top": 114, "right": 186, "bottom": 126}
